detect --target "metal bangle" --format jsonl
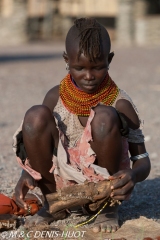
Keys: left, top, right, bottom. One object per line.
{"left": 130, "top": 152, "right": 149, "bottom": 161}
{"left": 31, "top": 192, "right": 43, "bottom": 205}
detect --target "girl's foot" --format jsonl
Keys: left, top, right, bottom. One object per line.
{"left": 92, "top": 204, "right": 119, "bottom": 233}
{"left": 24, "top": 206, "right": 66, "bottom": 228}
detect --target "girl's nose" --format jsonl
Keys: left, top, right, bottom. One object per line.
{"left": 84, "top": 71, "right": 95, "bottom": 81}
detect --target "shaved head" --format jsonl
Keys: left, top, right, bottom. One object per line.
{"left": 65, "top": 18, "right": 111, "bottom": 61}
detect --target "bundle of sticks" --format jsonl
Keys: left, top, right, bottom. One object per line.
{"left": 46, "top": 179, "right": 120, "bottom": 214}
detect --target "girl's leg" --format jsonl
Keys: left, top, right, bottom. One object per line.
{"left": 90, "top": 105, "right": 122, "bottom": 175}
{"left": 90, "top": 105, "right": 122, "bottom": 233}
{"left": 22, "top": 105, "right": 65, "bottom": 225}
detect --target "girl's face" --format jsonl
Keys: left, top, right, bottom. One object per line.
{"left": 67, "top": 51, "right": 109, "bottom": 94}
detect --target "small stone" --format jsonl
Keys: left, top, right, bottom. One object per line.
{"left": 6, "top": 188, "right": 13, "bottom": 194}
{"left": 56, "top": 220, "right": 62, "bottom": 225}
{"left": 145, "top": 136, "right": 151, "bottom": 142}
{"left": 150, "top": 152, "right": 158, "bottom": 159}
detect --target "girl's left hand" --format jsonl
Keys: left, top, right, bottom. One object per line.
{"left": 108, "top": 169, "right": 137, "bottom": 200}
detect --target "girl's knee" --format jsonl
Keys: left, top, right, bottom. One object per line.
{"left": 23, "top": 105, "right": 53, "bottom": 135}
{"left": 93, "top": 105, "right": 120, "bottom": 125}
{"left": 92, "top": 105, "right": 121, "bottom": 137}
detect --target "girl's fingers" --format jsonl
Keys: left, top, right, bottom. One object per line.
{"left": 17, "top": 197, "right": 27, "bottom": 209}
{"left": 110, "top": 177, "right": 129, "bottom": 190}
{"left": 15, "top": 180, "right": 29, "bottom": 209}
{"left": 110, "top": 194, "right": 131, "bottom": 201}
{"left": 110, "top": 184, "right": 133, "bottom": 200}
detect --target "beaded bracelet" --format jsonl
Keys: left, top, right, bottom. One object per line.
{"left": 130, "top": 152, "right": 149, "bottom": 161}
{"left": 27, "top": 205, "right": 31, "bottom": 214}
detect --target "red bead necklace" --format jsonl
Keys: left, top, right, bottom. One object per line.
{"left": 60, "top": 74, "right": 119, "bottom": 116}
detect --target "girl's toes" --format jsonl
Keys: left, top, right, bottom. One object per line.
{"left": 92, "top": 225, "right": 101, "bottom": 233}
{"left": 101, "top": 224, "right": 107, "bottom": 233}
{"left": 106, "top": 225, "right": 112, "bottom": 233}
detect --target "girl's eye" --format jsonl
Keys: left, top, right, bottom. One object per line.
{"left": 74, "top": 67, "right": 83, "bottom": 71}
{"left": 94, "top": 66, "right": 105, "bottom": 70}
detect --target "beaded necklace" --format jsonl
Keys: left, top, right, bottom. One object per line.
{"left": 60, "top": 74, "right": 119, "bottom": 116}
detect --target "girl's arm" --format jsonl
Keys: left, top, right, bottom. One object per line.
{"left": 129, "top": 142, "right": 150, "bottom": 183}
{"left": 42, "top": 85, "right": 59, "bottom": 112}
{"left": 109, "top": 99, "right": 151, "bottom": 200}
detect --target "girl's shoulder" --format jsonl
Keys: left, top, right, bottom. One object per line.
{"left": 42, "top": 85, "right": 60, "bottom": 112}
{"left": 115, "top": 97, "right": 140, "bottom": 130}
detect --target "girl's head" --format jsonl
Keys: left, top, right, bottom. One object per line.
{"left": 63, "top": 18, "right": 114, "bottom": 93}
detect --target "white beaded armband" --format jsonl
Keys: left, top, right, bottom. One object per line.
{"left": 130, "top": 152, "right": 149, "bottom": 161}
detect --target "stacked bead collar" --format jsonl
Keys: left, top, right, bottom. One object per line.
{"left": 60, "top": 74, "right": 119, "bottom": 116}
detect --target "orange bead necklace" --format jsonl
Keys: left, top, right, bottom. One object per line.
{"left": 60, "top": 74, "right": 119, "bottom": 116}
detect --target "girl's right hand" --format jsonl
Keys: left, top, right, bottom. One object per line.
{"left": 14, "top": 170, "right": 37, "bottom": 209}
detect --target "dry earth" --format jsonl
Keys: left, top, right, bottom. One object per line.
{"left": 0, "top": 42, "right": 160, "bottom": 239}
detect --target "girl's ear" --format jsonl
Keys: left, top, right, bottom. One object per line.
{"left": 108, "top": 52, "right": 114, "bottom": 64}
{"left": 63, "top": 51, "right": 69, "bottom": 62}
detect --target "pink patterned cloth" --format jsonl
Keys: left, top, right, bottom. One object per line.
{"left": 51, "top": 108, "right": 130, "bottom": 190}
{"left": 13, "top": 108, "right": 130, "bottom": 189}
{"left": 16, "top": 157, "right": 42, "bottom": 180}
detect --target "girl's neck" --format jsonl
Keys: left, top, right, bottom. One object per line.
{"left": 71, "top": 76, "right": 81, "bottom": 90}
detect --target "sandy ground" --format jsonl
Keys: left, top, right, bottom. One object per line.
{"left": 0, "top": 42, "right": 160, "bottom": 239}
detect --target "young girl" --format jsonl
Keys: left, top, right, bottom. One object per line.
{"left": 13, "top": 18, "right": 150, "bottom": 233}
